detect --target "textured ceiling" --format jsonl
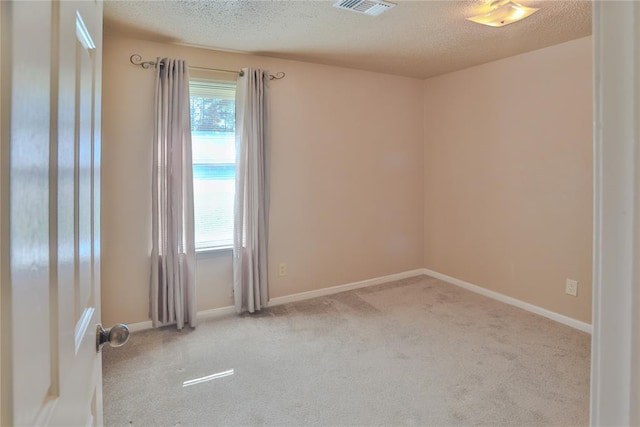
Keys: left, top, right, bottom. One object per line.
{"left": 103, "top": 0, "right": 592, "bottom": 79}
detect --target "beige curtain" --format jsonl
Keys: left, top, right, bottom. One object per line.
{"left": 233, "top": 68, "right": 270, "bottom": 313}
{"left": 150, "top": 58, "right": 197, "bottom": 329}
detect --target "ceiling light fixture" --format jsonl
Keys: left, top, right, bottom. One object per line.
{"left": 467, "top": 1, "right": 539, "bottom": 27}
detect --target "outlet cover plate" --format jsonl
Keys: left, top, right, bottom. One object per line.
{"left": 278, "top": 263, "right": 287, "bottom": 276}
{"left": 565, "top": 279, "right": 578, "bottom": 296}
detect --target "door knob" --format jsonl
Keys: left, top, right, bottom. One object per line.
{"left": 96, "top": 323, "right": 130, "bottom": 352}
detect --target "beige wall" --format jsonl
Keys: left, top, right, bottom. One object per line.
{"left": 423, "top": 37, "right": 593, "bottom": 323}
{"left": 101, "top": 33, "right": 425, "bottom": 326}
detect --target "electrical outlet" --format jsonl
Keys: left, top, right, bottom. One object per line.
{"left": 278, "top": 262, "right": 287, "bottom": 276}
{"left": 565, "top": 279, "right": 578, "bottom": 297}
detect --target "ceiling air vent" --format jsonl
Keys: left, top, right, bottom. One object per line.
{"left": 333, "top": 0, "right": 396, "bottom": 16}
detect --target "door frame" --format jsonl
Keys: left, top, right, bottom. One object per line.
{"left": 590, "top": 1, "right": 640, "bottom": 425}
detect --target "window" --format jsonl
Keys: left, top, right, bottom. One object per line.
{"left": 189, "top": 80, "right": 236, "bottom": 250}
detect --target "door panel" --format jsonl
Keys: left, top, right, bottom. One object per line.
{"left": 54, "top": 1, "right": 103, "bottom": 425}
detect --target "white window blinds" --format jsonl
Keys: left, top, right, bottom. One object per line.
{"left": 189, "top": 80, "right": 236, "bottom": 250}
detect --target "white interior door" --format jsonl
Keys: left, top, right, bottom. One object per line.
{"left": 0, "top": 1, "right": 108, "bottom": 425}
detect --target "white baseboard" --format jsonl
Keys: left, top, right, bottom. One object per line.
{"left": 267, "top": 269, "right": 426, "bottom": 307}
{"left": 421, "top": 268, "right": 592, "bottom": 334}
{"left": 128, "top": 320, "right": 153, "bottom": 333}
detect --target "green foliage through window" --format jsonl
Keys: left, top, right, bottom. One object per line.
{"left": 190, "top": 97, "right": 235, "bottom": 133}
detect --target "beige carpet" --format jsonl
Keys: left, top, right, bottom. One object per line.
{"left": 102, "top": 275, "right": 590, "bottom": 426}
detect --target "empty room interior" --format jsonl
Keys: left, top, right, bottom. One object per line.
{"left": 100, "top": 1, "right": 594, "bottom": 425}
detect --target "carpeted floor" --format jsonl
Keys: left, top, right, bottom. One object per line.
{"left": 102, "top": 275, "right": 590, "bottom": 426}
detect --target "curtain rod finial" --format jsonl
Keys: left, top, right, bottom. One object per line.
{"left": 130, "top": 54, "right": 157, "bottom": 69}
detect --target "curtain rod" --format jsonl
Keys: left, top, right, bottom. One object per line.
{"left": 129, "top": 54, "right": 285, "bottom": 80}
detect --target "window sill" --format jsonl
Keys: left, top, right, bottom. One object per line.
{"left": 196, "top": 245, "right": 233, "bottom": 257}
